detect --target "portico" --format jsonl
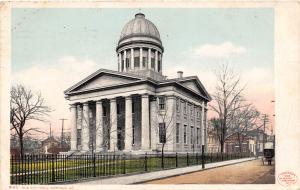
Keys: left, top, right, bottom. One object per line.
{"left": 69, "top": 93, "right": 154, "bottom": 153}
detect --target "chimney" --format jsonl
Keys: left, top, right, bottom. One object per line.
{"left": 177, "top": 71, "right": 183, "bottom": 78}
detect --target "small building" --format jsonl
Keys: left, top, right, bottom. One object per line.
{"left": 41, "top": 136, "right": 61, "bottom": 154}
{"left": 247, "top": 129, "right": 267, "bottom": 156}
{"left": 224, "top": 133, "right": 256, "bottom": 155}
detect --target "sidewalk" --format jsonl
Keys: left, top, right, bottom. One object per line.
{"left": 76, "top": 157, "right": 256, "bottom": 185}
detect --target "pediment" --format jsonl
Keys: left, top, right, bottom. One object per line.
{"left": 65, "top": 69, "right": 143, "bottom": 94}
{"left": 180, "top": 81, "right": 202, "bottom": 94}
{"left": 178, "top": 78, "right": 211, "bottom": 101}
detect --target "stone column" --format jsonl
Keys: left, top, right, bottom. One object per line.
{"left": 159, "top": 53, "right": 162, "bottom": 73}
{"left": 139, "top": 47, "right": 143, "bottom": 69}
{"left": 118, "top": 53, "right": 121, "bottom": 72}
{"left": 201, "top": 102, "right": 205, "bottom": 148}
{"left": 124, "top": 50, "right": 127, "bottom": 72}
{"left": 124, "top": 96, "right": 132, "bottom": 151}
{"left": 148, "top": 48, "right": 151, "bottom": 69}
{"left": 150, "top": 97, "right": 157, "bottom": 150}
{"left": 155, "top": 50, "right": 158, "bottom": 71}
{"left": 131, "top": 48, "right": 134, "bottom": 69}
{"left": 70, "top": 104, "right": 77, "bottom": 151}
{"left": 110, "top": 98, "right": 118, "bottom": 151}
{"left": 95, "top": 100, "right": 103, "bottom": 152}
{"left": 82, "top": 103, "right": 90, "bottom": 151}
{"left": 141, "top": 94, "right": 150, "bottom": 150}
{"left": 204, "top": 107, "right": 208, "bottom": 152}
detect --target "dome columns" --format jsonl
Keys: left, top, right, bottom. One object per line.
{"left": 155, "top": 50, "right": 158, "bottom": 72}
{"left": 117, "top": 46, "right": 162, "bottom": 73}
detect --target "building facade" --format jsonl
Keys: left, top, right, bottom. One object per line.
{"left": 224, "top": 133, "right": 256, "bottom": 156}
{"left": 64, "top": 13, "right": 211, "bottom": 154}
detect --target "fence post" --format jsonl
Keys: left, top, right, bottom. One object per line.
{"left": 122, "top": 154, "right": 126, "bottom": 174}
{"left": 161, "top": 151, "right": 164, "bottom": 169}
{"left": 144, "top": 153, "right": 148, "bottom": 172}
{"left": 93, "top": 153, "right": 96, "bottom": 177}
{"left": 186, "top": 152, "right": 189, "bottom": 166}
{"left": 201, "top": 145, "right": 205, "bottom": 169}
{"left": 51, "top": 154, "right": 55, "bottom": 183}
{"left": 113, "top": 154, "right": 116, "bottom": 175}
{"left": 175, "top": 152, "right": 178, "bottom": 168}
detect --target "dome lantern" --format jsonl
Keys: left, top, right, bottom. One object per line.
{"left": 116, "top": 13, "right": 165, "bottom": 81}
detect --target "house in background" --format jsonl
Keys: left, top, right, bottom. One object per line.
{"left": 247, "top": 129, "right": 268, "bottom": 156}
{"left": 224, "top": 133, "right": 256, "bottom": 156}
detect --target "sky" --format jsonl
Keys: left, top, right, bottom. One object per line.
{"left": 11, "top": 8, "right": 274, "bottom": 138}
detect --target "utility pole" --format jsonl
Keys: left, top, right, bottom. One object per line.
{"left": 60, "top": 118, "right": 67, "bottom": 149}
{"left": 49, "top": 122, "right": 52, "bottom": 138}
{"left": 262, "top": 114, "right": 269, "bottom": 150}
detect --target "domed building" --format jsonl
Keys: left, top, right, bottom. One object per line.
{"left": 64, "top": 13, "right": 211, "bottom": 154}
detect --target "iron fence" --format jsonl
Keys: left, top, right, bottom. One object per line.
{"left": 10, "top": 152, "right": 251, "bottom": 184}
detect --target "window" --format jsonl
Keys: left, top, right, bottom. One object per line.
{"left": 191, "top": 126, "right": 194, "bottom": 144}
{"left": 159, "top": 123, "right": 166, "bottom": 143}
{"left": 132, "top": 101, "right": 135, "bottom": 113}
{"left": 183, "top": 102, "right": 187, "bottom": 114}
{"left": 126, "top": 58, "right": 130, "bottom": 68}
{"left": 151, "top": 58, "right": 155, "bottom": 68}
{"left": 196, "top": 128, "right": 200, "bottom": 144}
{"left": 103, "top": 105, "right": 107, "bottom": 116}
{"left": 121, "top": 61, "right": 124, "bottom": 71}
{"left": 184, "top": 125, "right": 187, "bottom": 144}
{"left": 176, "top": 123, "right": 180, "bottom": 143}
{"left": 117, "top": 103, "right": 120, "bottom": 115}
{"left": 142, "top": 57, "right": 147, "bottom": 67}
{"left": 196, "top": 108, "right": 199, "bottom": 118}
{"left": 158, "top": 60, "right": 161, "bottom": 72}
{"left": 190, "top": 106, "right": 193, "bottom": 116}
{"left": 158, "top": 97, "right": 165, "bottom": 110}
{"left": 134, "top": 57, "right": 139, "bottom": 67}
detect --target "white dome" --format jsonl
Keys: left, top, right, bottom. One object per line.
{"left": 119, "top": 13, "right": 161, "bottom": 42}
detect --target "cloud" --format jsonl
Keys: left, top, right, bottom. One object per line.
{"left": 12, "top": 56, "right": 99, "bottom": 137}
{"left": 185, "top": 41, "right": 247, "bottom": 59}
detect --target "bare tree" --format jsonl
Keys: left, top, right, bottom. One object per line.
{"left": 209, "top": 64, "right": 246, "bottom": 153}
{"left": 230, "top": 104, "right": 260, "bottom": 153}
{"left": 10, "top": 84, "right": 52, "bottom": 157}
{"left": 152, "top": 96, "right": 176, "bottom": 156}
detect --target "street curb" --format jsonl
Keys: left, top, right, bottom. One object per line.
{"left": 132, "top": 157, "right": 257, "bottom": 184}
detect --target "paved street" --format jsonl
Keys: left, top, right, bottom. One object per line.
{"left": 144, "top": 159, "right": 275, "bottom": 184}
